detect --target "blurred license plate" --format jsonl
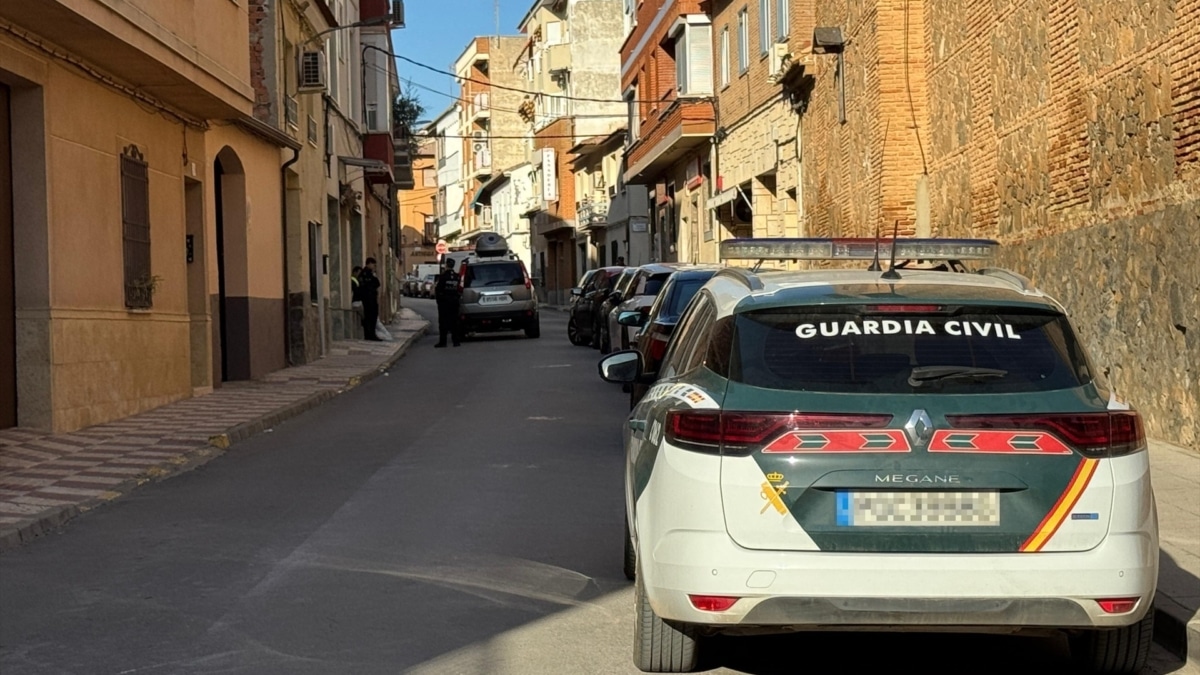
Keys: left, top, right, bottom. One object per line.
{"left": 479, "top": 294, "right": 512, "bottom": 305}
{"left": 836, "top": 491, "right": 1000, "bottom": 527}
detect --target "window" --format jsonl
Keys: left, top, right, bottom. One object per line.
{"left": 759, "top": 0, "right": 771, "bottom": 56}
{"left": 720, "top": 27, "right": 730, "bottom": 87}
{"left": 120, "top": 145, "right": 152, "bottom": 309}
{"left": 776, "top": 0, "right": 790, "bottom": 39}
{"left": 728, "top": 308, "right": 1095, "bottom": 394}
{"left": 737, "top": 8, "right": 749, "bottom": 74}
{"left": 625, "top": 85, "right": 640, "bottom": 143}
{"left": 672, "top": 21, "right": 713, "bottom": 97}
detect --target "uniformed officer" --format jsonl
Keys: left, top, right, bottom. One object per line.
{"left": 434, "top": 257, "right": 462, "bottom": 348}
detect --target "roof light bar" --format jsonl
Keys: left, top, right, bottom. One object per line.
{"left": 719, "top": 238, "right": 1000, "bottom": 262}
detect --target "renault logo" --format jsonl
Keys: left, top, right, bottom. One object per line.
{"left": 904, "top": 409, "right": 934, "bottom": 447}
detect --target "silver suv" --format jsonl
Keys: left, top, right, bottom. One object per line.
{"left": 458, "top": 235, "right": 540, "bottom": 339}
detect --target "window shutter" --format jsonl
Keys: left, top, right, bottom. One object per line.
{"left": 120, "top": 145, "right": 152, "bottom": 309}
{"left": 675, "top": 36, "right": 688, "bottom": 93}
{"left": 688, "top": 25, "right": 713, "bottom": 95}
{"left": 546, "top": 21, "right": 562, "bottom": 45}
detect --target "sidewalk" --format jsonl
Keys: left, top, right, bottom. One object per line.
{"left": 1149, "top": 439, "right": 1200, "bottom": 667}
{"left": 0, "top": 308, "right": 428, "bottom": 552}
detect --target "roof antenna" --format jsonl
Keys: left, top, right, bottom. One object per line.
{"left": 868, "top": 119, "right": 890, "bottom": 273}
{"left": 867, "top": 219, "right": 883, "bottom": 272}
{"left": 881, "top": 219, "right": 902, "bottom": 280}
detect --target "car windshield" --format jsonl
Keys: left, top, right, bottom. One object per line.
{"left": 465, "top": 262, "right": 524, "bottom": 288}
{"left": 727, "top": 307, "right": 1093, "bottom": 394}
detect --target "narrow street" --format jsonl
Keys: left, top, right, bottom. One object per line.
{"left": 0, "top": 303, "right": 1192, "bottom": 675}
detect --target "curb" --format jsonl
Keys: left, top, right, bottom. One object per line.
{"left": 0, "top": 322, "right": 428, "bottom": 553}
{"left": 1154, "top": 591, "right": 1200, "bottom": 667}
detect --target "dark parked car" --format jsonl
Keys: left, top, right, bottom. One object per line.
{"left": 567, "top": 265, "right": 624, "bottom": 347}
{"left": 600, "top": 263, "right": 696, "bottom": 354}
{"left": 621, "top": 266, "right": 719, "bottom": 407}
{"left": 594, "top": 267, "right": 640, "bottom": 352}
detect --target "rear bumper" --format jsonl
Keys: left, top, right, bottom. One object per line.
{"left": 460, "top": 305, "right": 537, "bottom": 328}
{"left": 643, "top": 530, "right": 1158, "bottom": 631}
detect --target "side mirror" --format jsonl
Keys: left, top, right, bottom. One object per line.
{"left": 617, "top": 310, "right": 647, "bottom": 327}
{"left": 570, "top": 287, "right": 582, "bottom": 297}
{"left": 598, "top": 350, "right": 642, "bottom": 383}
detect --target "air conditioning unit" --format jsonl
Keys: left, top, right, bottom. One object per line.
{"left": 769, "top": 42, "right": 792, "bottom": 81}
{"left": 608, "top": 185, "right": 617, "bottom": 199}
{"left": 390, "top": 0, "right": 406, "bottom": 27}
{"left": 472, "top": 130, "right": 486, "bottom": 139}
{"left": 299, "top": 51, "right": 327, "bottom": 92}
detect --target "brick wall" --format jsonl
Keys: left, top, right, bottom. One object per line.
{"left": 921, "top": 0, "right": 1199, "bottom": 447}
{"left": 535, "top": 117, "right": 578, "bottom": 221}
{"left": 248, "top": 0, "right": 272, "bottom": 124}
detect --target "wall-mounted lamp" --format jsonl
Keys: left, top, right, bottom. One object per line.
{"left": 812, "top": 27, "right": 847, "bottom": 125}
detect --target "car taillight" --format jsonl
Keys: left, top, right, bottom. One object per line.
{"left": 945, "top": 411, "right": 1146, "bottom": 458}
{"left": 665, "top": 411, "right": 893, "bottom": 455}
{"left": 648, "top": 332, "right": 669, "bottom": 362}
{"left": 458, "top": 261, "right": 468, "bottom": 291}
{"left": 864, "top": 304, "right": 944, "bottom": 313}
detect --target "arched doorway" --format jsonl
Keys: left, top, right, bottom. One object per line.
{"left": 213, "top": 147, "right": 250, "bottom": 383}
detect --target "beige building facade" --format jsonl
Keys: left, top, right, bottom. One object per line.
{"left": 0, "top": 1, "right": 298, "bottom": 433}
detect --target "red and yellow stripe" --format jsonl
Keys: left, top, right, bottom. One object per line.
{"left": 1020, "top": 458, "right": 1099, "bottom": 552}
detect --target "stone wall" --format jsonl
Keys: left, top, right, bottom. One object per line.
{"left": 923, "top": 0, "right": 1200, "bottom": 448}
{"left": 993, "top": 202, "right": 1199, "bottom": 448}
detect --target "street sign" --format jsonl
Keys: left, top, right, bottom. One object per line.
{"left": 435, "top": 240, "right": 448, "bottom": 255}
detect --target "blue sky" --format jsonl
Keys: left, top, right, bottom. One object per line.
{"left": 392, "top": 0, "right": 532, "bottom": 125}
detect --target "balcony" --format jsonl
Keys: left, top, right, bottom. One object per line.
{"left": 576, "top": 197, "right": 610, "bottom": 229}
{"left": 473, "top": 149, "right": 492, "bottom": 177}
{"left": 624, "top": 99, "right": 715, "bottom": 184}
{"left": 547, "top": 43, "right": 571, "bottom": 72}
{"left": 363, "top": 133, "right": 396, "bottom": 185}
{"left": 472, "top": 92, "right": 490, "bottom": 120}
{"left": 361, "top": 0, "right": 404, "bottom": 27}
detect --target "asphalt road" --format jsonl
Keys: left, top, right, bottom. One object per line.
{"left": 0, "top": 299, "right": 1194, "bottom": 675}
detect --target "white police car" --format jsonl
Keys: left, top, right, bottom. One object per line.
{"left": 599, "top": 238, "right": 1158, "bottom": 674}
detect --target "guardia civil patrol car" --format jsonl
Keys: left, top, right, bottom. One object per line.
{"left": 598, "top": 238, "right": 1158, "bottom": 674}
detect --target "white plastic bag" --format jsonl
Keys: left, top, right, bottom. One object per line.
{"left": 375, "top": 319, "right": 394, "bottom": 342}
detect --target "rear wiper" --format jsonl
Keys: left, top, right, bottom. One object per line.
{"left": 908, "top": 366, "right": 1008, "bottom": 387}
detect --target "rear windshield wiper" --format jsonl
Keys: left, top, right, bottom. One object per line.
{"left": 908, "top": 366, "right": 1008, "bottom": 387}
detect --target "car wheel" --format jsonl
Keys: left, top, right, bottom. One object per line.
{"left": 1069, "top": 607, "right": 1154, "bottom": 674}
{"left": 525, "top": 318, "right": 541, "bottom": 339}
{"left": 568, "top": 318, "right": 587, "bottom": 346}
{"left": 623, "top": 515, "right": 636, "bottom": 581}
{"left": 633, "top": 574, "right": 700, "bottom": 673}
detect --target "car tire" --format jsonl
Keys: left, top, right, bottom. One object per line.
{"left": 568, "top": 318, "right": 587, "bottom": 346}
{"left": 525, "top": 318, "right": 541, "bottom": 339}
{"left": 634, "top": 574, "right": 700, "bottom": 673}
{"left": 623, "top": 516, "right": 636, "bottom": 581}
{"left": 1069, "top": 606, "right": 1154, "bottom": 674}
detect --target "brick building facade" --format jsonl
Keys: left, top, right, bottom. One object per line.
{"left": 703, "top": 0, "right": 1198, "bottom": 446}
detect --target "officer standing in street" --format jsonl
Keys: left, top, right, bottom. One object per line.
{"left": 359, "top": 258, "right": 382, "bottom": 341}
{"left": 434, "top": 257, "right": 462, "bottom": 348}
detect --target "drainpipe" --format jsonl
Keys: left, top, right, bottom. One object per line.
{"left": 281, "top": 146, "right": 300, "bottom": 367}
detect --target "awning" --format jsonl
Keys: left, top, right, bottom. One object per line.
{"left": 470, "top": 172, "right": 509, "bottom": 207}
{"left": 706, "top": 187, "right": 738, "bottom": 210}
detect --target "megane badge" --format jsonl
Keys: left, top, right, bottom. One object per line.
{"left": 904, "top": 409, "right": 934, "bottom": 448}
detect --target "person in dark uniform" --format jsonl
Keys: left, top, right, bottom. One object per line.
{"left": 434, "top": 257, "right": 462, "bottom": 348}
{"left": 359, "top": 258, "right": 382, "bottom": 341}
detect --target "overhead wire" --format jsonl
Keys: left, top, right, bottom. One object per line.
{"left": 393, "top": 53, "right": 653, "bottom": 104}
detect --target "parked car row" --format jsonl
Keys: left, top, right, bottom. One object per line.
{"left": 401, "top": 274, "right": 438, "bottom": 298}
{"left": 590, "top": 239, "right": 1159, "bottom": 675}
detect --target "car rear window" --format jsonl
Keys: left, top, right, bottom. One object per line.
{"left": 661, "top": 278, "right": 708, "bottom": 321}
{"left": 465, "top": 262, "right": 524, "bottom": 288}
{"left": 728, "top": 307, "right": 1094, "bottom": 394}
{"left": 641, "top": 273, "right": 672, "bottom": 297}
